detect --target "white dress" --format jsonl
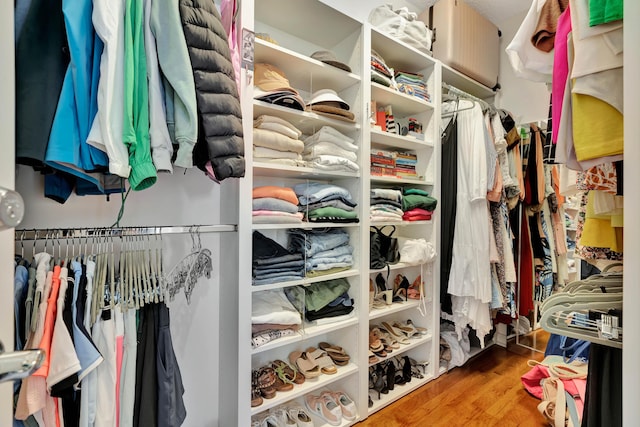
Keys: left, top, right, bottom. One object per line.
{"left": 447, "top": 101, "right": 493, "bottom": 342}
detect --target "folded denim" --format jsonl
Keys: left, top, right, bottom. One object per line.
{"left": 253, "top": 253, "right": 303, "bottom": 266}
{"left": 303, "top": 278, "right": 351, "bottom": 311}
{"left": 310, "top": 244, "right": 353, "bottom": 260}
{"left": 253, "top": 269, "right": 306, "bottom": 280}
{"left": 301, "top": 199, "right": 355, "bottom": 212}
{"left": 289, "top": 229, "right": 350, "bottom": 257}
{"left": 254, "top": 267, "right": 305, "bottom": 277}
{"left": 306, "top": 261, "right": 353, "bottom": 272}
{"left": 305, "top": 266, "right": 350, "bottom": 277}
{"left": 328, "top": 291, "right": 353, "bottom": 307}
{"left": 253, "top": 259, "right": 305, "bottom": 271}
{"left": 253, "top": 231, "right": 299, "bottom": 260}
{"left": 293, "top": 182, "right": 354, "bottom": 205}
{"left": 252, "top": 197, "right": 299, "bottom": 213}
{"left": 301, "top": 194, "right": 357, "bottom": 208}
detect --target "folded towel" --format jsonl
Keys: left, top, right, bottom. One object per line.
{"left": 253, "top": 186, "right": 299, "bottom": 205}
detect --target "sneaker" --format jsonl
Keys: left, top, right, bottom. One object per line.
{"left": 323, "top": 390, "right": 357, "bottom": 421}
{"left": 304, "top": 393, "right": 341, "bottom": 426}
{"left": 288, "top": 405, "right": 314, "bottom": 427}
{"left": 271, "top": 407, "right": 296, "bottom": 427}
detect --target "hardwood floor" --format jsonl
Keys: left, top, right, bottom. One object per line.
{"left": 356, "top": 331, "right": 549, "bottom": 427}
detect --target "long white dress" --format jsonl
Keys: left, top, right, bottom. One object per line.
{"left": 447, "top": 101, "right": 493, "bottom": 343}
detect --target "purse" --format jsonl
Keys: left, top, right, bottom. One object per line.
{"left": 370, "top": 226, "right": 400, "bottom": 269}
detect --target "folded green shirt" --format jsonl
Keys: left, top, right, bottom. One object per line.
{"left": 307, "top": 206, "right": 358, "bottom": 219}
{"left": 403, "top": 188, "right": 429, "bottom": 196}
{"left": 402, "top": 194, "right": 437, "bottom": 211}
{"left": 304, "top": 278, "right": 351, "bottom": 311}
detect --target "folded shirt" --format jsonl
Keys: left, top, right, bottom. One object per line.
{"left": 252, "top": 197, "right": 299, "bottom": 214}
{"left": 370, "top": 205, "right": 404, "bottom": 216}
{"left": 301, "top": 199, "right": 355, "bottom": 212}
{"left": 304, "top": 126, "right": 358, "bottom": 152}
{"left": 253, "top": 186, "right": 299, "bottom": 205}
{"left": 402, "top": 194, "right": 438, "bottom": 212}
{"left": 252, "top": 210, "right": 304, "bottom": 219}
{"left": 403, "top": 188, "right": 429, "bottom": 196}
{"left": 305, "top": 266, "right": 350, "bottom": 278}
{"left": 306, "top": 255, "right": 353, "bottom": 272}
{"left": 402, "top": 214, "right": 432, "bottom": 221}
{"left": 300, "top": 277, "right": 351, "bottom": 312}
{"left": 253, "top": 128, "right": 304, "bottom": 153}
{"left": 254, "top": 158, "right": 307, "bottom": 167}
{"left": 371, "top": 188, "right": 402, "bottom": 202}
{"left": 370, "top": 214, "right": 403, "bottom": 222}
{"left": 254, "top": 115, "right": 302, "bottom": 139}
{"left": 371, "top": 198, "right": 402, "bottom": 209}
{"left": 307, "top": 206, "right": 358, "bottom": 220}
{"left": 254, "top": 146, "right": 303, "bottom": 160}
{"left": 303, "top": 142, "right": 358, "bottom": 162}
{"left": 306, "top": 304, "right": 354, "bottom": 322}
{"left": 253, "top": 231, "right": 302, "bottom": 261}
{"left": 293, "top": 182, "right": 354, "bottom": 206}
{"left": 253, "top": 253, "right": 303, "bottom": 267}
{"left": 252, "top": 214, "right": 303, "bottom": 224}
{"left": 253, "top": 275, "right": 305, "bottom": 286}
{"left": 252, "top": 290, "right": 302, "bottom": 325}
{"left": 306, "top": 155, "right": 359, "bottom": 172}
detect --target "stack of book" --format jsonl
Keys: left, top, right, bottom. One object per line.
{"left": 370, "top": 149, "right": 396, "bottom": 177}
{"left": 394, "top": 152, "right": 418, "bottom": 178}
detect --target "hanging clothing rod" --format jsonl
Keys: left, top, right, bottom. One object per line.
{"left": 14, "top": 224, "right": 237, "bottom": 241}
{"left": 442, "top": 82, "right": 495, "bottom": 115}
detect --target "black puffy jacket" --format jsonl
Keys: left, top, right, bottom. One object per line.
{"left": 179, "top": 0, "right": 245, "bottom": 180}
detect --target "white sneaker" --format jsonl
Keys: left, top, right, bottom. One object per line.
{"left": 304, "top": 393, "right": 341, "bottom": 426}
{"left": 322, "top": 390, "right": 357, "bottom": 421}
{"left": 288, "top": 405, "right": 315, "bottom": 427}
{"left": 271, "top": 407, "right": 297, "bottom": 427}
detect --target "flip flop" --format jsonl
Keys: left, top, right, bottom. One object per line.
{"left": 318, "top": 342, "right": 350, "bottom": 365}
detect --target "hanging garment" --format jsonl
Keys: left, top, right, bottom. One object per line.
{"left": 531, "top": 0, "right": 569, "bottom": 52}
{"left": 588, "top": 0, "right": 622, "bottom": 25}
{"left": 123, "top": 0, "right": 157, "bottom": 191}
{"left": 447, "top": 101, "right": 492, "bottom": 341}
{"left": 44, "top": 0, "right": 110, "bottom": 201}
{"left": 15, "top": 0, "right": 67, "bottom": 169}
{"left": 119, "top": 309, "right": 137, "bottom": 427}
{"left": 581, "top": 344, "right": 622, "bottom": 427}
{"left": 93, "top": 310, "right": 117, "bottom": 427}
{"left": 440, "top": 116, "right": 457, "bottom": 314}
{"left": 133, "top": 304, "right": 158, "bottom": 427}
{"left": 220, "top": 0, "right": 240, "bottom": 91}
{"left": 180, "top": 0, "right": 245, "bottom": 181}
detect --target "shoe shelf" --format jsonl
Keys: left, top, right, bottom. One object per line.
{"left": 368, "top": 333, "right": 433, "bottom": 367}
{"left": 253, "top": 101, "right": 361, "bottom": 135}
{"left": 369, "top": 300, "right": 421, "bottom": 320}
{"left": 368, "top": 373, "right": 434, "bottom": 415}
{"left": 370, "top": 128, "right": 434, "bottom": 150}
{"left": 369, "top": 260, "right": 434, "bottom": 275}
{"left": 250, "top": 362, "right": 359, "bottom": 416}
{"left": 254, "top": 38, "right": 361, "bottom": 93}
{"left": 252, "top": 268, "right": 360, "bottom": 293}
{"left": 253, "top": 162, "right": 360, "bottom": 180}
{"left": 252, "top": 316, "right": 359, "bottom": 355}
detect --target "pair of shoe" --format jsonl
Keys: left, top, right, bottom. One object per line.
{"left": 318, "top": 341, "right": 350, "bottom": 366}
{"left": 289, "top": 347, "right": 337, "bottom": 380}
{"left": 304, "top": 390, "right": 357, "bottom": 426}
{"left": 253, "top": 405, "right": 314, "bottom": 427}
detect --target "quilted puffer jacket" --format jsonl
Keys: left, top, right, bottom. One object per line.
{"left": 179, "top": 0, "right": 245, "bottom": 180}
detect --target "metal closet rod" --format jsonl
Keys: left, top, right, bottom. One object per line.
{"left": 14, "top": 224, "right": 237, "bottom": 240}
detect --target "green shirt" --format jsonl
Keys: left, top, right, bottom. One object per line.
{"left": 589, "top": 0, "right": 623, "bottom": 26}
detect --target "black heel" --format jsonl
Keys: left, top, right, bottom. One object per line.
{"left": 393, "top": 275, "right": 410, "bottom": 302}
{"left": 376, "top": 365, "right": 389, "bottom": 395}
{"left": 386, "top": 361, "right": 396, "bottom": 391}
{"left": 403, "top": 356, "right": 412, "bottom": 383}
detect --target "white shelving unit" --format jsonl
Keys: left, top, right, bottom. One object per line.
{"left": 365, "top": 24, "right": 441, "bottom": 416}
{"left": 235, "top": 3, "right": 442, "bottom": 425}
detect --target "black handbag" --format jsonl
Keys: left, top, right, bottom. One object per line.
{"left": 370, "top": 226, "right": 400, "bottom": 269}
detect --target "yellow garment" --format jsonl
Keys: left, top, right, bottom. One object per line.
{"left": 580, "top": 191, "right": 623, "bottom": 252}
{"left": 572, "top": 90, "right": 623, "bottom": 162}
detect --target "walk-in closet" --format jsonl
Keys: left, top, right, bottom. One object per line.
{"left": 1, "top": 0, "right": 637, "bottom": 426}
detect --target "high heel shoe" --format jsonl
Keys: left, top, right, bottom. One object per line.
{"left": 385, "top": 361, "right": 396, "bottom": 391}
{"left": 375, "top": 273, "right": 393, "bottom": 305}
{"left": 407, "top": 275, "right": 422, "bottom": 300}
{"left": 369, "top": 366, "right": 388, "bottom": 399}
{"left": 402, "top": 355, "right": 412, "bottom": 383}
{"left": 393, "top": 274, "right": 410, "bottom": 302}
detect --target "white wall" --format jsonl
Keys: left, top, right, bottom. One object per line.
{"left": 16, "top": 167, "right": 226, "bottom": 427}
{"left": 495, "top": 11, "right": 550, "bottom": 123}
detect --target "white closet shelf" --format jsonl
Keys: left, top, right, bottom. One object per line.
{"left": 252, "top": 316, "right": 359, "bottom": 355}
{"left": 255, "top": 38, "right": 361, "bottom": 93}
{"left": 368, "top": 373, "right": 434, "bottom": 414}
{"left": 441, "top": 63, "right": 495, "bottom": 100}
{"left": 252, "top": 222, "right": 360, "bottom": 230}
{"left": 368, "top": 333, "right": 433, "bottom": 367}
{"left": 253, "top": 162, "right": 360, "bottom": 179}
{"left": 370, "top": 26, "right": 437, "bottom": 72}
{"left": 251, "top": 269, "right": 360, "bottom": 293}
{"left": 370, "top": 128, "right": 434, "bottom": 150}
{"left": 371, "top": 83, "right": 434, "bottom": 117}
{"left": 369, "top": 261, "right": 432, "bottom": 274}
{"left": 370, "top": 220, "right": 432, "bottom": 227}
{"left": 250, "top": 362, "right": 359, "bottom": 416}
{"left": 253, "top": 101, "right": 361, "bottom": 134}
{"left": 370, "top": 175, "right": 433, "bottom": 186}
{"left": 369, "top": 300, "right": 422, "bottom": 320}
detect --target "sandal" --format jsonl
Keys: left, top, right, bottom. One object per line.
{"left": 369, "top": 328, "right": 387, "bottom": 357}
{"left": 392, "top": 320, "right": 420, "bottom": 338}
{"left": 272, "top": 359, "right": 305, "bottom": 385}
{"left": 368, "top": 350, "right": 379, "bottom": 365}
{"left": 407, "top": 275, "right": 422, "bottom": 299}
{"left": 305, "top": 347, "right": 338, "bottom": 375}
{"left": 406, "top": 319, "right": 429, "bottom": 335}
{"left": 381, "top": 321, "right": 409, "bottom": 344}
{"left": 250, "top": 370, "right": 263, "bottom": 407}
{"left": 270, "top": 361, "right": 294, "bottom": 392}
{"left": 288, "top": 350, "right": 321, "bottom": 379}
{"left": 318, "top": 341, "right": 350, "bottom": 366}
{"left": 255, "top": 366, "right": 277, "bottom": 399}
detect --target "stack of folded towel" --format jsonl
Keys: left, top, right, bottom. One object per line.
{"left": 371, "top": 49, "right": 394, "bottom": 88}
{"left": 303, "top": 126, "right": 359, "bottom": 173}
{"left": 284, "top": 278, "right": 355, "bottom": 323}
{"left": 395, "top": 71, "right": 430, "bottom": 102}
{"left": 370, "top": 188, "right": 404, "bottom": 222}
{"left": 252, "top": 289, "right": 302, "bottom": 348}
{"left": 252, "top": 231, "right": 305, "bottom": 285}
{"left": 401, "top": 188, "right": 437, "bottom": 221}
{"left": 293, "top": 182, "right": 359, "bottom": 223}
{"left": 252, "top": 185, "right": 304, "bottom": 224}
{"left": 289, "top": 228, "right": 354, "bottom": 277}
{"left": 253, "top": 115, "right": 305, "bottom": 166}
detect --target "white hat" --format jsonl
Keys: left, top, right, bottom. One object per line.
{"left": 307, "top": 89, "right": 350, "bottom": 111}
